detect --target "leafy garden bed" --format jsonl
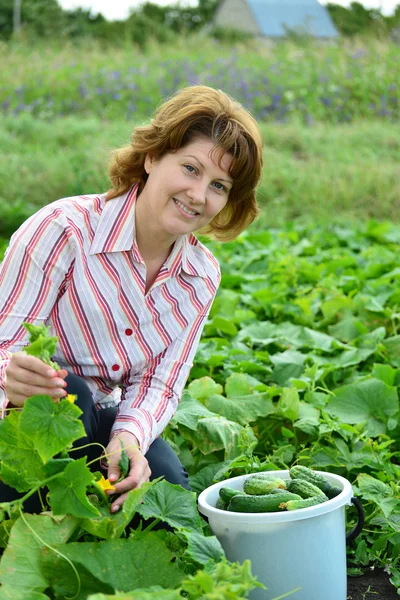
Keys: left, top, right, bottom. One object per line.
{"left": 0, "top": 219, "right": 399, "bottom": 598}
{"left": 166, "top": 221, "right": 400, "bottom": 591}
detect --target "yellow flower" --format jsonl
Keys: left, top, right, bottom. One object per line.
{"left": 66, "top": 394, "right": 77, "bottom": 404}
{"left": 97, "top": 475, "right": 116, "bottom": 492}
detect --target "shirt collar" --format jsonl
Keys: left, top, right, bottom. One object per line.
{"left": 90, "top": 184, "right": 140, "bottom": 256}
{"left": 90, "top": 185, "right": 207, "bottom": 279}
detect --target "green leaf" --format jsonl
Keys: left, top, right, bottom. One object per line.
{"left": 277, "top": 387, "right": 300, "bottom": 422}
{"left": 281, "top": 426, "right": 295, "bottom": 438}
{"left": 381, "top": 335, "right": 400, "bottom": 367}
{"left": 188, "top": 461, "right": 230, "bottom": 495}
{"left": 357, "top": 474, "right": 398, "bottom": 518}
{"left": 22, "top": 322, "right": 53, "bottom": 343}
{"left": 233, "top": 309, "right": 257, "bottom": 324}
{"left": 135, "top": 480, "right": 204, "bottom": 532}
{"left": 205, "top": 392, "right": 275, "bottom": 426}
{"left": 204, "top": 316, "right": 238, "bottom": 337}
{"left": 238, "top": 321, "right": 300, "bottom": 347}
{"left": 371, "top": 363, "right": 398, "bottom": 386}
{"left": 0, "top": 411, "right": 45, "bottom": 492}
{"left": 19, "top": 395, "right": 85, "bottom": 463}
{"left": 187, "top": 377, "right": 223, "bottom": 403}
{"left": 357, "top": 473, "right": 391, "bottom": 498}
{"left": 209, "top": 289, "right": 240, "bottom": 318}
{"left": 171, "top": 393, "right": 216, "bottom": 430}
{"left": 42, "top": 534, "right": 185, "bottom": 599}
{"left": 43, "top": 458, "right": 74, "bottom": 477}
{"left": 177, "top": 530, "right": 225, "bottom": 565}
{"left": 224, "top": 373, "right": 252, "bottom": 397}
{"left": 0, "top": 589, "right": 51, "bottom": 600}
{"left": 328, "top": 317, "right": 368, "bottom": 343}
{"left": 47, "top": 458, "right": 100, "bottom": 518}
{"left": 180, "top": 557, "right": 260, "bottom": 597}
{"left": 327, "top": 378, "right": 399, "bottom": 437}
{"left": 181, "top": 416, "right": 251, "bottom": 458}
{"left": 79, "top": 482, "right": 153, "bottom": 540}
{"left": 293, "top": 401, "right": 320, "bottom": 435}
{"left": 297, "top": 328, "right": 338, "bottom": 352}
{"left": 330, "top": 347, "right": 375, "bottom": 368}
{"left": 87, "top": 591, "right": 181, "bottom": 600}
{"left": 270, "top": 350, "right": 306, "bottom": 385}
{"left": 22, "top": 323, "right": 59, "bottom": 369}
{"left": 321, "top": 296, "right": 353, "bottom": 320}
{"left": 0, "top": 513, "right": 77, "bottom": 596}
{"left": 118, "top": 441, "right": 129, "bottom": 479}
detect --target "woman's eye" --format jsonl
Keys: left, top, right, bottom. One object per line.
{"left": 184, "top": 164, "right": 196, "bottom": 173}
{"left": 213, "top": 182, "right": 227, "bottom": 192}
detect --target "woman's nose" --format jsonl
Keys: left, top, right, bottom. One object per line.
{"left": 187, "top": 181, "right": 207, "bottom": 204}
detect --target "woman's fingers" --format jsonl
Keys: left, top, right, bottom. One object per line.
{"left": 5, "top": 352, "right": 67, "bottom": 405}
{"left": 111, "top": 462, "right": 151, "bottom": 495}
{"left": 11, "top": 365, "right": 66, "bottom": 389}
{"left": 109, "top": 465, "right": 151, "bottom": 513}
{"left": 105, "top": 432, "right": 151, "bottom": 513}
{"left": 110, "top": 483, "right": 150, "bottom": 513}
{"left": 8, "top": 383, "right": 67, "bottom": 399}
{"left": 11, "top": 352, "right": 58, "bottom": 376}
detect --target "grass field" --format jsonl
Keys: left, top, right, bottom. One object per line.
{"left": 1, "top": 36, "right": 399, "bottom": 123}
{"left": 1, "top": 36, "right": 399, "bottom": 237}
{"left": 0, "top": 115, "right": 399, "bottom": 237}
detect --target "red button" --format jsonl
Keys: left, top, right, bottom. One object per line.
{"left": 125, "top": 328, "right": 133, "bottom": 336}
{"left": 112, "top": 364, "right": 120, "bottom": 371}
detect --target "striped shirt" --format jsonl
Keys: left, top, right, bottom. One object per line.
{"left": 0, "top": 185, "right": 220, "bottom": 453}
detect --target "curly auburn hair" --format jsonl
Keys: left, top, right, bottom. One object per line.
{"left": 106, "top": 85, "right": 263, "bottom": 241}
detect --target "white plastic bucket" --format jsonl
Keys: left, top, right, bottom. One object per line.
{"left": 198, "top": 470, "right": 363, "bottom": 600}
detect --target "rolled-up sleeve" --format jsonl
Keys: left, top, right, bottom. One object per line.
{"left": 111, "top": 300, "right": 213, "bottom": 454}
{"left": 0, "top": 207, "right": 74, "bottom": 412}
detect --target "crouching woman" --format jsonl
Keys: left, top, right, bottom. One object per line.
{"left": 0, "top": 84, "right": 263, "bottom": 513}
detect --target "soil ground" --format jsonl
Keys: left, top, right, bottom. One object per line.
{"left": 347, "top": 570, "right": 399, "bottom": 600}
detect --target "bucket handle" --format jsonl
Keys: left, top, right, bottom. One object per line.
{"left": 346, "top": 497, "right": 364, "bottom": 544}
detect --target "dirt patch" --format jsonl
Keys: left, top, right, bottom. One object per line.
{"left": 347, "top": 569, "right": 399, "bottom": 600}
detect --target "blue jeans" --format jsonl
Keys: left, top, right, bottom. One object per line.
{"left": 0, "top": 372, "right": 190, "bottom": 513}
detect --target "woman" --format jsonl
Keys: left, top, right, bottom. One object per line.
{"left": 0, "top": 85, "right": 263, "bottom": 513}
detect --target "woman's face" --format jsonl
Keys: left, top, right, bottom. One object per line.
{"left": 139, "top": 137, "right": 233, "bottom": 239}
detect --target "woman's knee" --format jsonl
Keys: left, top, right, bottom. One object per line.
{"left": 145, "top": 437, "right": 190, "bottom": 490}
{"left": 64, "top": 372, "right": 100, "bottom": 453}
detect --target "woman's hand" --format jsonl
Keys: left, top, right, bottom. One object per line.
{"left": 105, "top": 431, "right": 151, "bottom": 513}
{"left": 4, "top": 352, "right": 68, "bottom": 407}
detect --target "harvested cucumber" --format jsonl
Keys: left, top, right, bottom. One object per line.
{"left": 283, "top": 496, "right": 328, "bottom": 511}
{"left": 287, "top": 479, "right": 328, "bottom": 500}
{"left": 243, "top": 474, "right": 287, "bottom": 495}
{"left": 326, "top": 485, "right": 342, "bottom": 499}
{"left": 216, "top": 497, "right": 228, "bottom": 510}
{"left": 289, "top": 465, "right": 342, "bottom": 498}
{"left": 228, "top": 492, "right": 301, "bottom": 513}
{"left": 269, "top": 488, "right": 298, "bottom": 497}
{"left": 219, "top": 487, "right": 245, "bottom": 504}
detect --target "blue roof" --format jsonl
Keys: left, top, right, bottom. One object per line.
{"left": 247, "top": 0, "right": 339, "bottom": 37}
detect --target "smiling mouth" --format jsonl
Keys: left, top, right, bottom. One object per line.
{"left": 173, "top": 198, "right": 200, "bottom": 217}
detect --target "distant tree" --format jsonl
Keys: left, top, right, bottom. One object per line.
{"left": 197, "top": 0, "right": 219, "bottom": 23}
{"left": 326, "top": 2, "right": 391, "bottom": 36}
{"left": 0, "top": 0, "right": 14, "bottom": 39}
{"left": 125, "top": 1, "right": 212, "bottom": 39}
{"left": 64, "top": 7, "right": 106, "bottom": 38}
{"left": 13, "top": 0, "right": 21, "bottom": 33}
{"left": 0, "top": 0, "right": 66, "bottom": 40}
{"left": 23, "top": 0, "right": 66, "bottom": 37}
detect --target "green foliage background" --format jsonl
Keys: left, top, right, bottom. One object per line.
{"left": 1, "top": 0, "right": 400, "bottom": 43}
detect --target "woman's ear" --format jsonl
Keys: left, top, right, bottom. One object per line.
{"left": 144, "top": 154, "right": 153, "bottom": 175}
